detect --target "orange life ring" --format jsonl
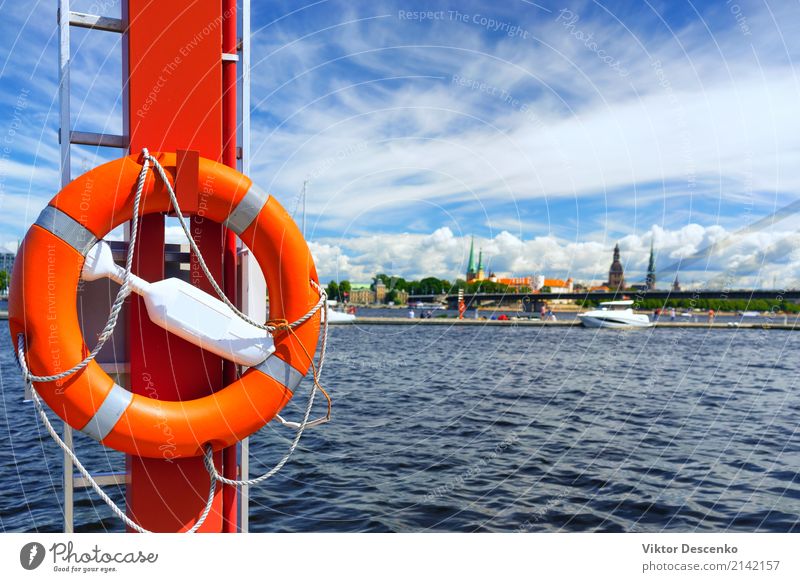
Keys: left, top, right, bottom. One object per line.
{"left": 8, "top": 152, "right": 320, "bottom": 459}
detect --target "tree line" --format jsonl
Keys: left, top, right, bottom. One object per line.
{"left": 325, "top": 273, "right": 531, "bottom": 304}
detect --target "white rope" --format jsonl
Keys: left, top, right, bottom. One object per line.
{"left": 15, "top": 151, "right": 217, "bottom": 533}
{"left": 274, "top": 278, "right": 330, "bottom": 429}
{"left": 139, "top": 150, "right": 331, "bottom": 432}
{"left": 205, "top": 290, "right": 330, "bottom": 486}
{"left": 18, "top": 154, "right": 150, "bottom": 384}
{"left": 142, "top": 151, "right": 325, "bottom": 333}
{"left": 16, "top": 148, "right": 330, "bottom": 531}
{"left": 25, "top": 381, "right": 216, "bottom": 534}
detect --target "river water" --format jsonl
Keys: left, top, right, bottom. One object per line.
{"left": 1, "top": 322, "right": 798, "bottom": 532}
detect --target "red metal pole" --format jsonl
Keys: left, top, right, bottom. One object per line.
{"left": 221, "top": 0, "right": 239, "bottom": 533}
{"left": 125, "top": 0, "right": 225, "bottom": 532}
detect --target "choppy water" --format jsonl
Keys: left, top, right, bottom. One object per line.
{"left": 1, "top": 323, "right": 799, "bottom": 532}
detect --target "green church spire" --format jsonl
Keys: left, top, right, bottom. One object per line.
{"left": 466, "top": 236, "right": 476, "bottom": 276}
{"left": 646, "top": 239, "right": 656, "bottom": 290}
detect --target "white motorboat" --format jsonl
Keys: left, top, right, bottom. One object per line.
{"left": 322, "top": 300, "right": 356, "bottom": 324}
{"left": 578, "top": 300, "right": 652, "bottom": 329}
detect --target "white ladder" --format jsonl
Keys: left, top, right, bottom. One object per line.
{"left": 57, "top": 0, "right": 127, "bottom": 534}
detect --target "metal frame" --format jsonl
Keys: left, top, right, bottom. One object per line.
{"left": 238, "top": 0, "right": 251, "bottom": 533}
{"left": 68, "top": 11, "right": 125, "bottom": 33}
{"left": 58, "top": 0, "right": 130, "bottom": 534}
{"left": 58, "top": 0, "right": 71, "bottom": 190}
{"left": 57, "top": 0, "right": 73, "bottom": 533}
{"left": 68, "top": 131, "right": 126, "bottom": 148}
{"left": 57, "top": 0, "right": 253, "bottom": 533}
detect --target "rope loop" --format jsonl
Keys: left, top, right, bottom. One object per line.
{"left": 18, "top": 148, "right": 331, "bottom": 531}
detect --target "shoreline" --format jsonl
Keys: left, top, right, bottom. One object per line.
{"left": 341, "top": 304, "right": 798, "bottom": 318}
{"left": 5, "top": 310, "right": 796, "bottom": 330}
{"left": 334, "top": 316, "right": 800, "bottom": 329}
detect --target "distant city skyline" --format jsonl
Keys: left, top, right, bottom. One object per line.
{"left": 1, "top": 1, "right": 798, "bottom": 288}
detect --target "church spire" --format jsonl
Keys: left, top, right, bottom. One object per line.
{"left": 467, "top": 236, "right": 475, "bottom": 273}
{"left": 477, "top": 249, "right": 485, "bottom": 280}
{"left": 608, "top": 243, "right": 625, "bottom": 291}
{"left": 466, "top": 236, "right": 476, "bottom": 282}
{"left": 646, "top": 239, "right": 656, "bottom": 290}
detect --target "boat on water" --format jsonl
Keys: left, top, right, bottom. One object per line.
{"left": 578, "top": 300, "right": 653, "bottom": 329}
{"left": 323, "top": 300, "right": 356, "bottom": 323}
{"left": 412, "top": 301, "right": 445, "bottom": 310}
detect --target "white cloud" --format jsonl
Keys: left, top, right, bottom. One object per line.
{"left": 313, "top": 223, "right": 800, "bottom": 289}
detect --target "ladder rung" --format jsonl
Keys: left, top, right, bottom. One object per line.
{"left": 106, "top": 241, "right": 191, "bottom": 264}
{"left": 98, "top": 361, "right": 130, "bottom": 375}
{"left": 69, "top": 131, "right": 127, "bottom": 148}
{"left": 73, "top": 471, "right": 127, "bottom": 489}
{"left": 69, "top": 11, "right": 125, "bottom": 33}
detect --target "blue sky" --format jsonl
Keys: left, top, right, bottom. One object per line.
{"left": 1, "top": 0, "right": 800, "bottom": 287}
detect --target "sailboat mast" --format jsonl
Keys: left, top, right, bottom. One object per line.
{"left": 302, "top": 179, "right": 308, "bottom": 237}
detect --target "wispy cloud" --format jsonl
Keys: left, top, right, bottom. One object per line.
{"left": 247, "top": 1, "right": 800, "bottom": 242}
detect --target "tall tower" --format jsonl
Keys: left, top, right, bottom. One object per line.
{"left": 608, "top": 243, "right": 625, "bottom": 291}
{"left": 476, "top": 249, "right": 485, "bottom": 281}
{"left": 466, "top": 236, "right": 477, "bottom": 282}
{"left": 672, "top": 274, "right": 681, "bottom": 291}
{"left": 646, "top": 240, "right": 656, "bottom": 290}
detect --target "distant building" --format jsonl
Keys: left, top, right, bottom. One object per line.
{"left": 606, "top": 244, "right": 625, "bottom": 291}
{"left": 533, "top": 276, "right": 573, "bottom": 293}
{"left": 0, "top": 252, "right": 15, "bottom": 275}
{"left": 476, "top": 250, "right": 485, "bottom": 281}
{"left": 645, "top": 240, "right": 656, "bottom": 290}
{"left": 546, "top": 278, "right": 573, "bottom": 293}
{"left": 530, "top": 275, "right": 575, "bottom": 304}
{"left": 349, "top": 285, "right": 374, "bottom": 305}
{"left": 466, "top": 236, "right": 478, "bottom": 282}
{"left": 494, "top": 276, "right": 532, "bottom": 291}
{"left": 374, "top": 280, "right": 387, "bottom": 303}
{"left": 348, "top": 280, "right": 407, "bottom": 305}
{"left": 463, "top": 236, "right": 539, "bottom": 291}
{"left": 530, "top": 275, "right": 574, "bottom": 305}
{"left": 465, "top": 236, "right": 488, "bottom": 283}
{"left": 672, "top": 275, "right": 681, "bottom": 292}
